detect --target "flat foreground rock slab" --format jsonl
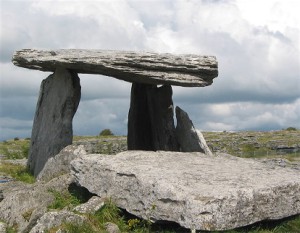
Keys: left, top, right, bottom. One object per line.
{"left": 12, "top": 49, "right": 218, "bottom": 87}
{"left": 71, "top": 151, "right": 300, "bottom": 231}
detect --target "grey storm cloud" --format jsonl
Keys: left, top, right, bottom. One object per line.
{"left": 0, "top": 0, "right": 299, "bottom": 140}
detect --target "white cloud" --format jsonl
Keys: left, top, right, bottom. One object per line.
{"left": 0, "top": 0, "right": 299, "bottom": 140}
{"left": 236, "top": 0, "right": 300, "bottom": 32}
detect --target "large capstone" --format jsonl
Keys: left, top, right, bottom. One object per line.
{"left": 71, "top": 151, "right": 300, "bottom": 231}
{"left": 27, "top": 67, "right": 81, "bottom": 176}
{"left": 12, "top": 49, "right": 218, "bottom": 87}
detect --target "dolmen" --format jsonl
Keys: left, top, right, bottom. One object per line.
{"left": 12, "top": 49, "right": 218, "bottom": 176}
{"left": 12, "top": 50, "right": 300, "bottom": 231}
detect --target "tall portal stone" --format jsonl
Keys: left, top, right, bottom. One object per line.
{"left": 128, "top": 83, "right": 178, "bottom": 151}
{"left": 127, "top": 83, "right": 154, "bottom": 150}
{"left": 147, "top": 85, "right": 178, "bottom": 151}
{"left": 27, "top": 67, "right": 81, "bottom": 177}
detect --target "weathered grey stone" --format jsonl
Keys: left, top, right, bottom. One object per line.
{"left": 27, "top": 67, "right": 81, "bottom": 177}
{"left": 0, "top": 174, "right": 73, "bottom": 233}
{"left": 12, "top": 49, "right": 218, "bottom": 87}
{"left": 73, "top": 196, "right": 105, "bottom": 214}
{"left": 147, "top": 85, "right": 179, "bottom": 151}
{"left": 4, "top": 158, "right": 27, "bottom": 166}
{"left": 104, "top": 222, "right": 121, "bottom": 233}
{"left": 29, "top": 211, "right": 86, "bottom": 233}
{"left": 37, "top": 145, "right": 87, "bottom": 182}
{"left": 71, "top": 151, "right": 300, "bottom": 231}
{"left": 127, "top": 83, "right": 154, "bottom": 150}
{"left": 176, "top": 106, "right": 212, "bottom": 155}
{"left": 0, "top": 222, "right": 6, "bottom": 233}
{"left": 128, "top": 84, "right": 178, "bottom": 151}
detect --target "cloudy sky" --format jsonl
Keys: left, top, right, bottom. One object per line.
{"left": 0, "top": 0, "right": 299, "bottom": 141}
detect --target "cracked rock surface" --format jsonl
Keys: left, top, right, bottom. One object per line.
{"left": 71, "top": 151, "right": 300, "bottom": 231}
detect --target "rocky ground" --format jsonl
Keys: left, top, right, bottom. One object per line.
{"left": 0, "top": 129, "right": 299, "bottom": 232}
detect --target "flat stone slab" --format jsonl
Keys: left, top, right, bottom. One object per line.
{"left": 12, "top": 49, "right": 218, "bottom": 87}
{"left": 71, "top": 151, "right": 300, "bottom": 231}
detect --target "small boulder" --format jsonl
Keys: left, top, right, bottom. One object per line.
{"left": 73, "top": 196, "right": 105, "bottom": 214}
{"left": 29, "top": 211, "right": 86, "bottom": 233}
{"left": 104, "top": 222, "right": 121, "bottom": 233}
{"left": 37, "top": 145, "right": 87, "bottom": 182}
{"left": 0, "top": 174, "right": 73, "bottom": 232}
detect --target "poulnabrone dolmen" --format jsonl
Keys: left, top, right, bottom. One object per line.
{"left": 12, "top": 49, "right": 218, "bottom": 176}
{"left": 11, "top": 49, "right": 300, "bottom": 231}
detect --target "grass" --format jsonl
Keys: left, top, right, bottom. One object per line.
{"left": 202, "top": 130, "right": 300, "bottom": 161}
{"left": 0, "top": 162, "right": 35, "bottom": 183}
{"left": 48, "top": 189, "right": 82, "bottom": 210}
{"left": 0, "top": 138, "right": 30, "bottom": 159}
{"left": 5, "top": 225, "right": 18, "bottom": 233}
{"left": 47, "top": 185, "right": 92, "bottom": 211}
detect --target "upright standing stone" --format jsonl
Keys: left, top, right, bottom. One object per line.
{"left": 128, "top": 83, "right": 178, "bottom": 151}
{"left": 147, "top": 85, "right": 178, "bottom": 151}
{"left": 27, "top": 67, "right": 81, "bottom": 177}
{"left": 127, "top": 83, "right": 154, "bottom": 150}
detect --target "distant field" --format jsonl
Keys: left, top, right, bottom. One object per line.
{"left": 1, "top": 129, "right": 299, "bottom": 160}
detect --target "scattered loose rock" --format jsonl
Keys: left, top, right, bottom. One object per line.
{"left": 0, "top": 174, "right": 73, "bottom": 233}
{"left": 104, "top": 222, "right": 121, "bottom": 233}
{"left": 73, "top": 196, "right": 105, "bottom": 214}
{"left": 29, "top": 211, "right": 86, "bottom": 233}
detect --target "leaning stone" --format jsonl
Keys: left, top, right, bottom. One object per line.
{"left": 73, "top": 196, "right": 105, "bottom": 214}
{"left": 175, "top": 106, "right": 212, "bottom": 155}
{"left": 27, "top": 67, "right": 81, "bottom": 177}
{"left": 12, "top": 49, "right": 218, "bottom": 87}
{"left": 195, "top": 130, "right": 213, "bottom": 156}
{"left": 104, "top": 222, "right": 121, "bottom": 233}
{"left": 37, "top": 145, "right": 87, "bottom": 182}
{"left": 29, "top": 211, "right": 86, "bottom": 233}
{"left": 71, "top": 151, "right": 300, "bottom": 231}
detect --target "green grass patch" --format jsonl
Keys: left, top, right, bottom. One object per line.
{"left": 5, "top": 225, "right": 18, "bottom": 233}
{"left": 48, "top": 190, "right": 83, "bottom": 210}
{"left": 0, "top": 139, "right": 30, "bottom": 159}
{"left": 48, "top": 184, "right": 93, "bottom": 211}
{"left": 0, "top": 162, "right": 35, "bottom": 183}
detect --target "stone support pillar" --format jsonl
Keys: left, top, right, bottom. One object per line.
{"left": 27, "top": 67, "right": 81, "bottom": 177}
{"left": 127, "top": 83, "right": 178, "bottom": 151}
